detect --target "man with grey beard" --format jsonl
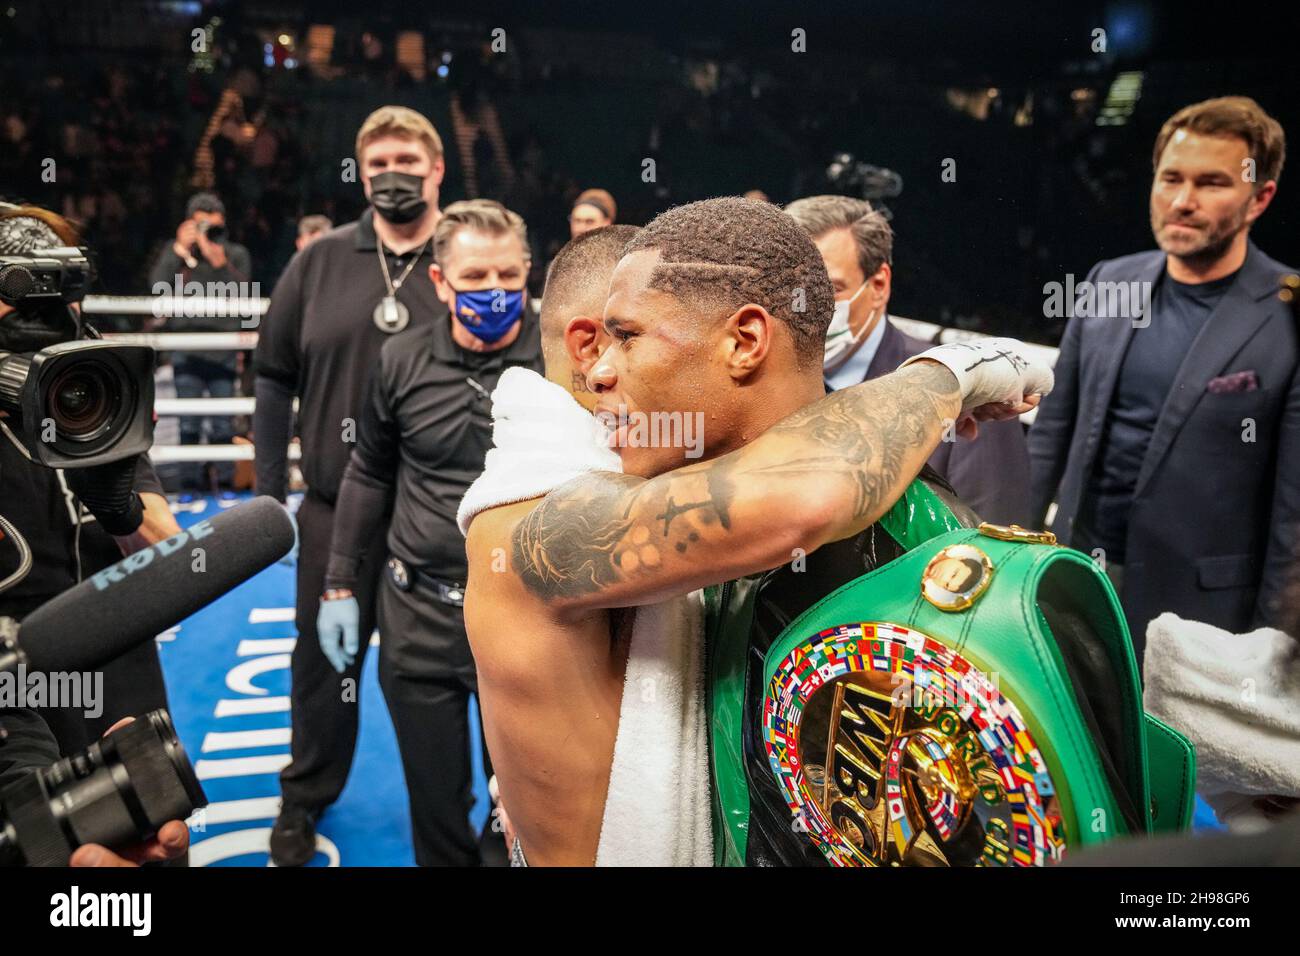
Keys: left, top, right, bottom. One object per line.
{"left": 1028, "top": 95, "right": 1298, "bottom": 659}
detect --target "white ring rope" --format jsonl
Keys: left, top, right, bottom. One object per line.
{"left": 85, "top": 294, "right": 269, "bottom": 318}
{"left": 87, "top": 300, "right": 1055, "bottom": 459}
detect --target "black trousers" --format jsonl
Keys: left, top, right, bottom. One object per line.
{"left": 278, "top": 491, "right": 387, "bottom": 813}
{"left": 377, "top": 569, "right": 502, "bottom": 866}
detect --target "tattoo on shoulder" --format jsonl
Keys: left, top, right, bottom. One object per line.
{"left": 511, "top": 466, "right": 734, "bottom": 601}
{"left": 512, "top": 473, "right": 640, "bottom": 599}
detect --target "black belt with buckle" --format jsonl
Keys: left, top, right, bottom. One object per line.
{"left": 386, "top": 557, "right": 465, "bottom": 607}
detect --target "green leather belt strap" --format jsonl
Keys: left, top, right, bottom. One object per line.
{"left": 1145, "top": 712, "right": 1197, "bottom": 834}
{"left": 704, "top": 577, "right": 760, "bottom": 867}
{"left": 877, "top": 474, "right": 968, "bottom": 551}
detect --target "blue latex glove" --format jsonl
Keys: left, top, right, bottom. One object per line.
{"left": 278, "top": 506, "right": 299, "bottom": 567}
{"left": 317, "top": 596, "right": 360, "bottom": 673}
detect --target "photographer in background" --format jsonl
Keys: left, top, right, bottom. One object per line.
{"left": 0, "top": 204, "right": 180, "bottom": 758}
{"left": 148, "top": 192, "right": 252, "bottom": 494}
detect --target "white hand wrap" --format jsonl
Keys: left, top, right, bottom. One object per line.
{"left": 900, "top": 337, "right": 1054, "bottom": 414}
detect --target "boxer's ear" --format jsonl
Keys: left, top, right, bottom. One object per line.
{"left": 723, "top": 304, "right": 773, "bottom": 381}
{"left": 565, "top": 315, "right": 605, "bottom": 373}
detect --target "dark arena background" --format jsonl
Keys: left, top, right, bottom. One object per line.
{"left": 1, "top": 0, "right": 1298, "bottom": 936}
{"left": 5, "top": 1, "right": 1297, "bottom": 334}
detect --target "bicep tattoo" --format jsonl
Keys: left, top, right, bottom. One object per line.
{"left": 511, "top": 467, "right": 735, "bottom": 601}
{"left": 757, "top": 360, "right": 958, "bottom": 521}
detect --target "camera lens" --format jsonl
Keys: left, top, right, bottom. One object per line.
{"left": 58, "top": 378, "right": 94, "bottom": 416}
{"left": 0, "top": 709, "right": 207, "bottom": 866}
{"left": 45, "top": 357, "right": 120, "bottom": 442}
{"left": 7, "top": 341, "right": 152, "bottom": 467}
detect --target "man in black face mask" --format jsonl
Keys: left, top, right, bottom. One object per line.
{"left": 253, "top": 105, "right": 451, "bottom": 866}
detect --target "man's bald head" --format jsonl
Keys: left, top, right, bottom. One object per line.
{"left": 540, "top": 224, "right": 641, "bottom": 382}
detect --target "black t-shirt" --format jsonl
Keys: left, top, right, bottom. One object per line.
{"left": 1083, "top": 269, "right": 1238, "bottom": 560}
{"left": 0, "top": 428, "right": 164, "bottom": 606}
{"left": 253, "top": 209, "right": 447, "bottom": 504}
{"left": 327, "top": 311, "right": 544, "bottom": 585}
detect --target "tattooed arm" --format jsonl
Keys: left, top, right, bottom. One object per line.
{"left": 503, "top": 360, "right": 967, "bottom": 617}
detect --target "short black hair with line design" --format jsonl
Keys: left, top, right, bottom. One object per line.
{"left": 621, "top": 197, "right": 835, "bottom": 368}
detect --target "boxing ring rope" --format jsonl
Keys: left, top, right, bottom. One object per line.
{"left": 88, "top": 295, "right": 1058, "bottom": 465}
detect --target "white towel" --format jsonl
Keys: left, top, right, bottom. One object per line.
{"left": 596, "top": 590, "right": 711, "bottom": 867}
{"left": 1143, "top": 612, "right": 1300, "bottom": 830}
{"left": 458, "top": 366, "right": 713, "bottom": 865}
{"left": 458, "top": 366, "right": 621, "bottom": 536}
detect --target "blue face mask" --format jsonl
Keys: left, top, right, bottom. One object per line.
{"left": 451, "top": 285, "right": 526, "bottom": 344}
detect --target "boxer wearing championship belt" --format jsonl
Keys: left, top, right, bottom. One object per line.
{"left": 461, "top": 198, "right": 1052, "bottom": 865}
{"left": 705, "top": 476, "right": 1197, "bottom": 866}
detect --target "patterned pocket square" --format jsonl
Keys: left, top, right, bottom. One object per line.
{"left": 1207, "top": 370, "right": 1259, "bottom": 394}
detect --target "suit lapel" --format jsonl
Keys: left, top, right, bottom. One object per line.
{"left": 864, "top": 317, "right": 905, "bottom": 381}
{"left": 1133, "top": 242, "right": 1279, "bottom": 498}
{"left": 1086, "top": 258, "right": 1162, "bottom": 472}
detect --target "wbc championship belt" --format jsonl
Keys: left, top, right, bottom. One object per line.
{"left": 706, "top": 481, "right": 1196, "bottom": 867}
{"left": 766, "top": 609, "right": 1067, "bottom": 867}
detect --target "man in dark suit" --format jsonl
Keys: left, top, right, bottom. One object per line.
{"left": 1028, "top": 96, "right": 1297, "bottom": 657}
{"left": 786, "top": 195, "right": 1032, "bottom": 525}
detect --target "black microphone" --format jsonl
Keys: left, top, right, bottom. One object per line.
{"left": 18, "top": 495, "right": 294, "bottom": 672}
